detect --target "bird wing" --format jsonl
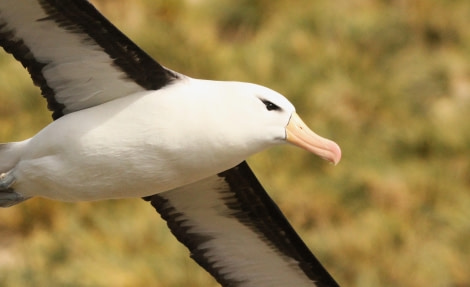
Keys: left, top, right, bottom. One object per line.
{"left": 144, "top": 162, "right": 340, "bottom": 287}
{"left": 0, "top": 0, "right": 178, "bottom": 120}
{"left": 1, "top": 2, "right": 340, "bottom": 285}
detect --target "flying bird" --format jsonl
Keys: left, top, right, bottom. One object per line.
{"left": 0, "top": 1, "right": 342, "bottom": 286}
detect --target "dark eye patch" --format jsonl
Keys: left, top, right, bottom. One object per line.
{"left": 261, "top": 99, "right": 281, "bottom": 111}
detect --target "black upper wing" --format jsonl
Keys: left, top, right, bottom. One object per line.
{"left": 0, "top": 0, "right": 178, "bottom": 119}
{"left": 145, "top": 162, "right": 340, "bottom": 287}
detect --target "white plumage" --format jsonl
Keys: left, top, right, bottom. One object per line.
{"left": 0, "top": 1, "right": 342, "bottom": 286}
{"left": 9, "top": 79, "right": 320, "bottom": 202}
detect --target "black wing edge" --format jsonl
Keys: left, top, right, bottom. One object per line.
{"left": 0, "top": 0, "right": 179, "bottom": 120}
{"left": 0, "top": 21, "right": 64, "bottom": 118}
{"left": 144, "top": 161, "right": 340, "bottom": 287}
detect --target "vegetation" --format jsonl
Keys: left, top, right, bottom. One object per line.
{"left": 1, "top": 0, "right": 469, "bottom": 286}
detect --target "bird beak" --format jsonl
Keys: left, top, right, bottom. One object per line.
{"left": 286, "top": 112, "right": 342, "bottom": 165}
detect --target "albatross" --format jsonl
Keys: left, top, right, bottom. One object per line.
{"left": 0, "top": 1, "right": 342, "bottom": 286}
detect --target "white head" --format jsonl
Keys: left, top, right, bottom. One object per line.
{"left": 149, "top": 78, "right": 340, "bottom": 180}
{"left": 163, "top": 79, "right": 341, "bottom": 167}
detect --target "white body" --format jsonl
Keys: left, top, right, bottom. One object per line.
{"left": 5, "top": 78, "right": 294, "bottom": 201}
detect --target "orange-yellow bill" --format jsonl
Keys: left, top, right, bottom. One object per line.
{"left": 286, "top": 112, "right": 341, "bottom": 165}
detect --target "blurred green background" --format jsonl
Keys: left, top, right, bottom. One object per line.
{"left": 1, "top": 0, "right": 470, "bottom": 286}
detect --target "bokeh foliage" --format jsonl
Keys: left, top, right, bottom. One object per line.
{"left": 0, "top": 0, "right": 469, "bottom": 286}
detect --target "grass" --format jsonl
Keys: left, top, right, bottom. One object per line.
{"left": 1, "top": 0, "right": 470, "bottom": 286}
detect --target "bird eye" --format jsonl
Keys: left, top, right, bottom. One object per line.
{"left": 262, "top": 100, "right": 281, "bottom": 111}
